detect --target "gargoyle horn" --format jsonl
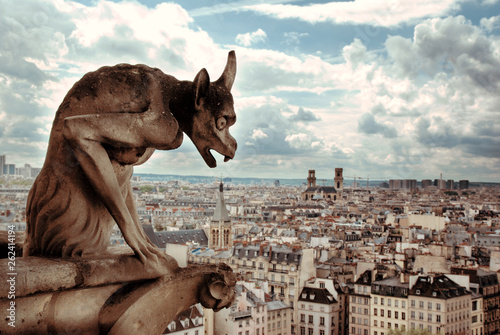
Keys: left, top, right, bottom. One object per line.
{"left": 216, "top": 50, "right": 236, "bottom": 91}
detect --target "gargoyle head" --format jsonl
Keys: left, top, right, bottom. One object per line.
{"left": 187, "top": 51, "right": 237, "bottom": 168}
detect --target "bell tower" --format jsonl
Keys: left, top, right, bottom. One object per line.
{"left": 209, "top": 182, "right": 232, "bottom": 249}
{"left": 334, "top": 168, "right": 343, "bottom": 192}
{"left": 307, "top": 170, "right": 316, "bottom": 188}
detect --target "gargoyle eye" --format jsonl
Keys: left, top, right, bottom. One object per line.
{"left": 216, "top": 117, "right": 227, "bottom": 131}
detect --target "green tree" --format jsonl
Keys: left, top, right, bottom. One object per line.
{"left": 139, "top": 185, "right": 154, "bottom": 192}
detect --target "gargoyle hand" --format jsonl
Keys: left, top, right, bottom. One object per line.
{"left": 199, "top": 263, "right": 236, "bottom": 311}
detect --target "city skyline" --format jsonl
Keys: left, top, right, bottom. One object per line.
{"left": 1, "top": 0, "right": 500, "bottom": 182}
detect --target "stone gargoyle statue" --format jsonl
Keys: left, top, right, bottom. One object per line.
{"left": 0, "top": 51, "right": 238, "bottom": 334}
{"left": 24, "top": 51, "right": 237, "bottom": 270}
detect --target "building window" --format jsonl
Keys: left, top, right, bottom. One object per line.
{"left": 388, "top": 299, "right": 392, "bottom": 307}
{"left": 374, "top": 320, "right": 378, "bottom": 327}
{"left": 301, "top": 314, "right": 305, "bottom": 323}
{"left": 419, "top": 301, "right": 424, "bottom": 309}
{"left": 437, "top": 303, "right": 441, "bottom": 311}
{"left": 411, "top": 311, "right": 415, "bottom": 320}
{"left": 320, "top": 282, "right": 325, "bottom": 288}
{"left": 381, "top": 309, "right": 384, "bottom": 317}
{"left": 402, "top": 312, "right": 406, "bottom": 320}
{"left": 374, "top": 308, "right": 378, "bottom": 316}
{"left": 388, "top": 310, "right": 391, "bottom": 318}
{"left": 308, "top": 315, "right": 313, "bottom": 324}
{"left": 428, "top": 302, "right": 432, "bottom": 310}
{"left": 381, "top": 298, "right": 384, "bottom": 305}
{"left": 374, "top": 297, "right": 378, "bottom": 304}
{"left": 411, "top": 300, "right": 415, "bottom": 308}
{"left": 437, "top": 315, "right": 441, "bottom": 323}
{"left": 428, "top": 313, "right": 432, "bottom": 322}
{"left": 320, "top": 317, "right": 325, "bottom": 326}
{"left": 402, "top": 301, "right": 406, "bottom": 308}
{"left": 395, "top": 311, "right": 398, "bottom": 319}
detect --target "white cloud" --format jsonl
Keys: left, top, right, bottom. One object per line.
{"left": 480, "top": 15, "right": 500, "bottom": 31}
{"left": 251, "top": 129, "right": 268, "bottom": 140}
{"left": 236, "top": 29, "right": 267, "bottom": 47}
{"left": 245, "top": 0, "right": 462, "bottom": 27}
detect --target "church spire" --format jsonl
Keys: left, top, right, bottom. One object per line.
{"left": 209, "top": 181, "right": 232, "bottom": 249}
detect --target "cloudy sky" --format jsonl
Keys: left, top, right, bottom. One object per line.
{"left": 1, "top": 0, "right": 499, "bottom": 182}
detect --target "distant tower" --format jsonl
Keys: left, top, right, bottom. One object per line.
{"left": 0, "top": 155, "right": 5, "bottom": 176}
{"left": 334, "top": 168, "right": 343, "bottom": 192}
{"left": 209, "top": 182, "right": 232, "bottom": 249}
{"left": 307, "top": 170, "right": 317, "bottom": 188}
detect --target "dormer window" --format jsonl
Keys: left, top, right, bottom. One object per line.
{"left": 310, "top": 294, "right": 315, "bottom": 300}
{"left": 302, "top": 293, "right": 307, "bottom": 299}
{"left": 416, "top": 289, "right": 421, "bottom": 295}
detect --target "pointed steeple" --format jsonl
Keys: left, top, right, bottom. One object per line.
{"left": 213, "top": 182, "right": 230, "bottom": 222}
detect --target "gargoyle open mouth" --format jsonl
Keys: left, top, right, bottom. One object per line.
{"left": 204, "top": 148, "right": 234, "bottom": 168}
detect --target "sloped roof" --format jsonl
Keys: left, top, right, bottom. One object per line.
{"left": 409, "top": 275, "right": 469, "bottom": 300}
{"left": 212, "top": 183, "right": 230, "bottom": 222}
{"left": 142, "top": 226, "right": 208, "bottom": 248}
{"left": 304, "top": 186, "right": 337, "bottom": 193}
{"left": 267, "top": 300, "right": 291, "bottom": 311}
{"left": 298, "top": 287, "right": 337, "bottom": 305}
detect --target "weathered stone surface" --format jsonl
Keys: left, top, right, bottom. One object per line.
{"left": 24, "top": 51, "right": 237, "bottom": 274}
{"left": 0, "top": 254, "right": 178, "bottom": 298}
{"left": 0, "top": 256, "right": 235, "bottom": 335}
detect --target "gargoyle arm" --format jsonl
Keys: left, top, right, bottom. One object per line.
{"left": 62, "top": 111, "right": 178, "bottom": 264}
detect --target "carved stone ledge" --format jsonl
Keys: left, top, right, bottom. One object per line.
{"left": 0, "top": 255, "right": 235, "bottom": 335}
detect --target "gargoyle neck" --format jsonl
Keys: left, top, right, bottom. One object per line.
{"left": 168, "top": 80, "right": 195, "bottom": 136}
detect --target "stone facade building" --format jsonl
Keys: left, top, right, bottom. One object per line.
{"left": 298, "top": 278, "right": 348, "bottom": 335}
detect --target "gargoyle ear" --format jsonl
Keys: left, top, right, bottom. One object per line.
{"left": 194, "top": 68, "right": 210, "bottom": 108}
{"left": 216, "top": 50, "right": 236, "bottom": 91}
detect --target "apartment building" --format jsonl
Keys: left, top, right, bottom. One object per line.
{"left": 370, "top": 276, "right": 409, "bottom": 335}
{"left": 267, "top": 300, "right": 293, "bottom": 335}
{"left": 471, "top": 286, "right": 484, "bottom": 335}
{"left": 214, "top": 285, "right": 267, "bottom": 335}
{"left": 409, "top": 275, "right": 471, "bottom": 335}
{"left": 298, "top": 278, "right": 347, "bottom": 335}
{"left": 350, "top": 270, "right": 372, "bottom": 335}
{"left": 452, "top": 267, "right": 499, "bottom": 335}
{"left": 189, "top": 244, "right": 315, "bottom": 333}
{"left": 163, "top": 304, "right": 204, "bottom": 335}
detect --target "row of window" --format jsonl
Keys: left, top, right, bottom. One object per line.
{"left": 373, "top": 309, "right": 406, "bottom": 320}
{"left": 299, "top": 314, "right": 334, "bottom": 326}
